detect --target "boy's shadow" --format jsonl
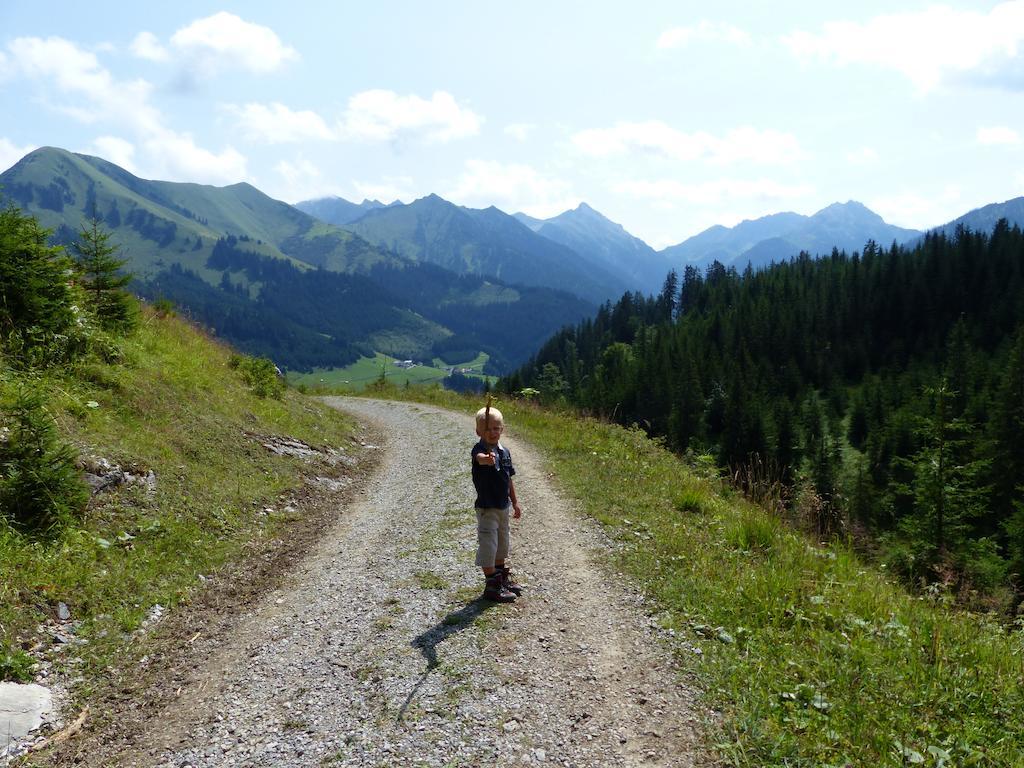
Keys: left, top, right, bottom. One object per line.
{"left": 396, "top": 597, "right": 497, "bottom": 721}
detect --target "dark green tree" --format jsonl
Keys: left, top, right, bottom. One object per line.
{"left": 0, "top": 203, "right": 81, "bottom": 363}
{"left": 0, "top": 385, "right": 88, "bottom": 532}
{"left": 72, "top": 217, "right": 135, "bottom": 331}
{"left": 895, "top": 381, "right": 989, "bottom": 573}
{"left": 535, "top": 362, "right": 568, "bottom": 405}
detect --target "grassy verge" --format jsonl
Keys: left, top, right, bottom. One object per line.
{"left": 0, "top": 307, "right": 363, "bottom": 700}
{"left": 354, "top": 385, "right": 1024, "bottom": 766}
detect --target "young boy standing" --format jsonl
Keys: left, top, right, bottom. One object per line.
{"left": 471, "top": 405, "right": 523, "bottom": 602}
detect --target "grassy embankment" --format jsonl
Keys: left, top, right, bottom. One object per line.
{"left": 363, "top": 385, "right": 1024, "bottom": 767}
{"left": 0, "top": 307, "right": 362, "bottom": 697}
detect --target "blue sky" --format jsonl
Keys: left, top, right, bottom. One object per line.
{"left": 2, "top": 1, "right": 1023, "bottom": 247}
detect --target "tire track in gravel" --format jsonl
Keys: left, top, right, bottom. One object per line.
{"left": 125, "top": 398, "right": 705, "bottom": 768}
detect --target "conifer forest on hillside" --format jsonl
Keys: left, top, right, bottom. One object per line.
{"left": 507, "top": 221, "right": 1024, "bottom": 607}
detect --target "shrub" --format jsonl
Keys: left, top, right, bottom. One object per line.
{"left": 0, "top": 385, "right": 88, "bottom": 532}
{"left": 230, "top": 354, "right": 284, "bottom": 399}
{"left": 152, "top": 298, "right": 177, "bottom": 318}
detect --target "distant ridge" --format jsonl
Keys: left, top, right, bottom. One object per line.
{"left": 923, "top": 196, "right": 1024, "bottom": 240}
{"left": 520, "top": 203, "right": 674, "bottom": 294}
{"left": 660, "top": 201, "right": 922, "bottom": 270}
{"left": 295, "top": 195, "right": 400, "bottom": 227}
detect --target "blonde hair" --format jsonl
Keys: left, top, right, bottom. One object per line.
{"left": 475, "top": 406, "right": 503, "bottom": 429}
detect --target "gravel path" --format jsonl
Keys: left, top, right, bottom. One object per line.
{"left": 122, "top": 398, "right": 704, "bottom": 767}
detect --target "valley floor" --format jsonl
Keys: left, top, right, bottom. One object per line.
{"left": 35, "top": 399, "right": 705, "bottom": 767}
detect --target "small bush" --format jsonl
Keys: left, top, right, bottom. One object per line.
{"left": 152, "top": 298, "right": 176, "bottom": 318}
{"left": 0, "top": 385, "right": 89, "bottom": 532}
{"left": 230, "top": 354, "right": 284, "bottom": 399}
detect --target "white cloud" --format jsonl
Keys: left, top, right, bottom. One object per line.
{"left": 505, "top": 123, "right": 535, "bottom": 142}
{"left": 8, "top": 36, "right": 149, "bottom": 120}
{"left": 614, "top": 177, "right": 813, "bottom": 205}
{"left": 170, "top": 12, "right": 298, "bottom": 74}
{"left": 977, "top": 125, "right": 1021, "bottom": 145}
{"left": 228, "top": 102, "right": 334, "bottom": 144}
{"left": 868, "top": 185, "right": 963, "bottom": 229}
{"left": 656, "top": 21, "right": 750, "bottom": 50}
{"left": 272, "top": 157, "right": 342, "bottom": 203}
{"left": 573, "top": 121, "right": 801, "bottom": 165}
{"left": 846, "top": 147, "right": 879, "bottom": 165}
{"left": 338, "top": 90, "right": 482, "bottom": 143}
{"left": 7, "top": 35, "right": 246, "bottom": 186}
{"left": 86, "top": 136, "right": 137, "bottom": 172}
{"left": 141, "top": 132, "right": 247, "bottom": 185}
{"left": 783, "top": 2, "right": 1024, "bottom": 91}
{"left": 352, "top": 175, "right": 416, "bottom": 203}
{"left": 130, "top": 31, "right": 168, "bottom": 62}
{"left": 445, "top": 160, "right": 578, "bottom": 217}
{"left": 0, "top": 137, "right": 37, "bottom": 173}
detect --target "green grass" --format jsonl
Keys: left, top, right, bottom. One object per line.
{"left": 0, "top": 307, "right": 362, "bottom": 690}
{"left": 356, "top": 386, "right": 1024, "bottom": 767}
{"left": 288, "top": 351, "right": 496, "bottom": 391}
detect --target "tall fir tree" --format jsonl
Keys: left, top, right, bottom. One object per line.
{"left": 72, "top": 217, "right": 135, "bottom": 332}
{"left": 0, "top": 203, "right": 81, "bottom": 363}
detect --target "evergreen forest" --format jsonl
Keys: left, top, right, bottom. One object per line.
{"left": 505, "top": 221, "right": 1024, "bottom": 606}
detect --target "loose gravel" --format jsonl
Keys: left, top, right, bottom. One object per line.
{"left": 68, "top": 398, "right": 705, "bottom": 767}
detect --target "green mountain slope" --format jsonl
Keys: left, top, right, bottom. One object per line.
{"left": 1, "top": 147, "right": 593, "bottom": 374}
{"left": 0, "top": 299, "right": 373, "bottom": 723}
{"left": 341, "top": 194, "right": 625, "bottom": 304}
{"left": 1, "top": 147, "right": 397, "bottom": 278}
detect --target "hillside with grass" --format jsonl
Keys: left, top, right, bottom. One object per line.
{"left": 0, "top": 201, "right": 369, "bottom": 719}
{"left": 4, "top": 195, "right": 1022, "bottom": 766}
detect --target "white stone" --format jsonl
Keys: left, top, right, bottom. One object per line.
{"left": 0, "top": 682, "right": 54, "bottom": 745}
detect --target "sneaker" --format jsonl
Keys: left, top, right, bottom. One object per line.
{"left": 499, "top": 566, "right": 523, "bottom": 596}
{"left": 483, "top": 572, "right": 517, "bottom": 603}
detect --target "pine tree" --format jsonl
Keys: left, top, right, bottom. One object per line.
{"left": 896, "top": 381, "right": 989, "bottom": 571}
{"left": 0, "top": 203, "right": 81, "bottom": 363}
{"left": 0, "top": 385, "right": 88, "bottom": 532}
{"left": 992, "top": 330, "right": 1024, "bottom": 579}
{"left": 72, "top": 217, "right": 135, "bottom": 331}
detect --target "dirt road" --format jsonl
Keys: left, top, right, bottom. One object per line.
{"left": 52, "top": 398, "right": 704, "bottom": 767}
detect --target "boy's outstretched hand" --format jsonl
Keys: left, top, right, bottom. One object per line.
{"left": 474, "top": 451, "right": 496, "bottom": 466}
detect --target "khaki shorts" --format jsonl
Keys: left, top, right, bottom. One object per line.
{"left": 475, "top": 504, "right": 511, "bottom": 567}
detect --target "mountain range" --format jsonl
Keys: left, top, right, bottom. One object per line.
{"left": 661, "top": 201, "right": 923, "bottom": 271}
{"left": 5, "top": 145, "right": 1024, "bottom": 376}
{"left": 294, "top": 196, "right": 399, "bottom": 227}
{"left": 924, "top": 196, "right": 1024, "bottom": 242}
{"left": 324, "top": 194, "right": 626, "bottom": 304}
{"left": 513, "top": 203, "right": 673, "bottom": 294}
{"left": 0, "top": 147, "right": 593, "bottom": 373}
